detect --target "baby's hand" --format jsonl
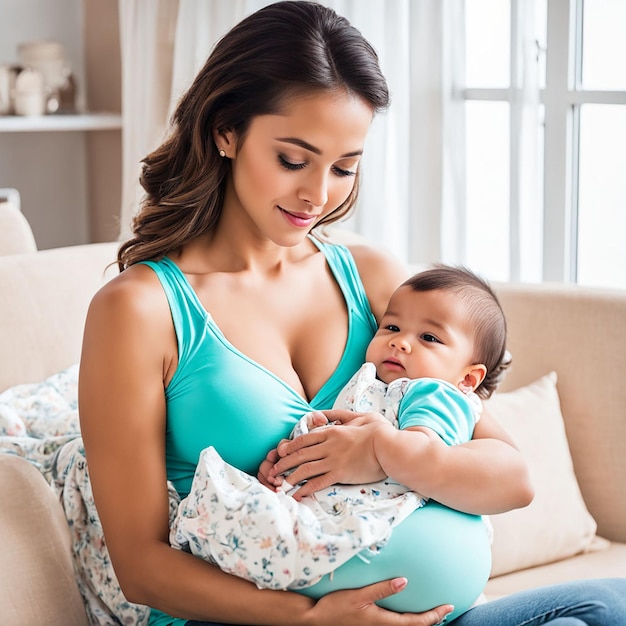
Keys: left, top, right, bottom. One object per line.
{"left": 257, "top": 412, "right": 331, "bottom": 491}
{"left": 325, "top": 409, "right": 390, "bottom": 427}
{"left": 304, "top": 410, "right": 331, "bottom": 431}
{"left": 257, "top": 445, "right": 284, "bottom": 490}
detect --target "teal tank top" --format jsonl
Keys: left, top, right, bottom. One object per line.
{"left": 141, "top": 237, "right": 378, "bottom": 499}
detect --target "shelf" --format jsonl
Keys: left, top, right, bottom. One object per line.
{"left": 0, "top": 112, "right": 122, "bottom": 132}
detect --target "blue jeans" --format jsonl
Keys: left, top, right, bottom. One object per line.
{"left": 450, "top": 578, "right": 626, "bottom": 625}
{"left": 186, "top": 577, "right": 626, "bottom": 625}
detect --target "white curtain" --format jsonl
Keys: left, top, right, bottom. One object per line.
{"left": 170, "top": 1, "right": 278, "bottom": 118}
{"left": 509, "top": 0, "right": 542, "bottom": 282}
{"left": 322, "top": 0, "right": 413, "bottom": 262}
{"left": 117, "top": 1, "right": 540, "bottom": 280}
{"left": 118, "top": 0, "right": 179, "bottom": 239}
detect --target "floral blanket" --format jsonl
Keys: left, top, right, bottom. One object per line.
{"left": 0, "top": 365, "right": 181, "bottom": 625}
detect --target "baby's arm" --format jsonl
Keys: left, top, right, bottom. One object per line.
{"left": 371, "top": 379, "right": 478, "bottom": 497}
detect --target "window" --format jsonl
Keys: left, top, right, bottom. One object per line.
{"left": 464, "top": 0, "right": 626, "bottom": 289}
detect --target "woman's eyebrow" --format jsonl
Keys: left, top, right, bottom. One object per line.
{"left": 275, "top": 136, "right": 363, "bottom": 158}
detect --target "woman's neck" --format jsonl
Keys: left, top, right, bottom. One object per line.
{"left": 171, "top": 221, "right": 315, "bottom": 278}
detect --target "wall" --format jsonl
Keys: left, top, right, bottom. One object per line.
{"left": 0, "top": 0, "right": 121, "bottom": 248}
{"left": 84, "top": 0, "right": 122, "bottom": 243}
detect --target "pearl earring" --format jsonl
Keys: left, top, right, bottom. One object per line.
{"left": 218, "top": 149, "right": 226, "bottom": 158}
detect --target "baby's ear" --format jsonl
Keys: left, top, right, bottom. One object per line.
{"left": 459, "top": 364, "right": 487, "bottom": 393}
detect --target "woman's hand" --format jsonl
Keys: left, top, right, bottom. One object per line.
{"left": 307, "top": 577, "right": 454, "bottom": 626}
{"left": 260, "top": 409, "right": 392, "bottom": 499}
{"left": 257, "top": 446, "right": 283, "bottom": 490}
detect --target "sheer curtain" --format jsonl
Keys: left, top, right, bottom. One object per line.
{"left": 509, "top": 0, "right": 542, "bottom": 282}
{"left": 117, "top": 1, "right": 498, "bottom": 273}
{"left": 118, "top": 0, "right": 179, "bottom": 239}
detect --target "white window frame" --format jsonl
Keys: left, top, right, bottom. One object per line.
{"left": 463, "top": 0, "right": 626, "bottom": 283}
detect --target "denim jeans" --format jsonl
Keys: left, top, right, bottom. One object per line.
{"left": 450, "top": 578, "right": 626, "bottom": 625}
{"left": 186, "top": 577, "right": 626, "bottom": 626}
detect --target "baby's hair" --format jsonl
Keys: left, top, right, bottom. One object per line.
{"left": 402, "top": 265, "right": 511, "bottom": 398}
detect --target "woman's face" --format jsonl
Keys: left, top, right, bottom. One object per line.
{"left": 218, "top": 90, "right": 373, "bottom": 246}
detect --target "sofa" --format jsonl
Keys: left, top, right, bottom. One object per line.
{"left": 1, "top": 202, "right": 624, "bottom": 625}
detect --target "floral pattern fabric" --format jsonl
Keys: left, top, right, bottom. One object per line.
{"left": 0, "top": 366, "right": 172, "bottom": 625}
{"left": 170, "top": 445, "right": 424, "bottom": 590}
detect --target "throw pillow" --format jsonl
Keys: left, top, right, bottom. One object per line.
{"left": 485, "top": 372, "right": 605, "bottom": 577}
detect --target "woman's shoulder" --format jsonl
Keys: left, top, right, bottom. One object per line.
{"left": 346, "top": 242, "right": 406, "bottom": 276}
{"left": 320, "top": 228, "right": 408, "bottom": 298}
{"left": 89, "top": 262, "right": 170, "bottom": 325}
{"left": 345, "top": 242, "right": 409, "bottom": 321}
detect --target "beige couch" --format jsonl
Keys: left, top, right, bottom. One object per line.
{"left": 1, "top": 203, "right": 624, "bottom": 625}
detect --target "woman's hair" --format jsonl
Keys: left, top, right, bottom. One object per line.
{"left": 118, "top": 0, "right": 389, "bottom": 269}
{"left": 403, "top": 265, "right": 511, "bottom": 399}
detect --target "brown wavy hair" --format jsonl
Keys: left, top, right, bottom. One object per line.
{"left": 118, "top": 1, "right": 390, "bottom": 270}
{"left": 403, "top": 265, "right": 511, "bottom": 399}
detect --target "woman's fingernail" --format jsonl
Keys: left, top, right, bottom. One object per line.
{"left": 435, "top": 607, "right": 454, "bottom": 624}
{"left": 391, "top": 577, "right": 408, "bottom": 591}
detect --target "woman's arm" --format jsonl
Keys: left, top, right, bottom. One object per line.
{"left": 79, "top": 267, "right": 452, "bottom": 626}
{"left": 425, "top": 409, "right": 535, "bottom": 514}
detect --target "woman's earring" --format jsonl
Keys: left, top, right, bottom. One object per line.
{"left": 218, "top": 149, "right": 226, "bottom": 158}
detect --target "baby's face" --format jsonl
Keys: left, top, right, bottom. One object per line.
{"left": 365, "top": 286, "right": 476, "bottom": 386}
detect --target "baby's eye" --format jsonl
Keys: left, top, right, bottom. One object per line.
{"left": 421, "top": 333, "right": 441, "bottom": 343}
{"left": 384, "top": 324, "right": 400, "bottom": 332}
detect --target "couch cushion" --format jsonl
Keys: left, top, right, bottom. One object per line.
{"left": 485, "top": 372, "right": 604, "bottom": 577}
{"left": 494, "top": 283, "right": 626, "bottom": 544}
{"left": 0, "top": 454, "right": 88, "bottom": 625}
{"left": 0, "top": 201, "right": 37, "bottom": 255}
{"left": 485, "top": 542, "right": 626, "bottom": 599}
{"left": 0, "top": 242, "right": 119, "bottom": 391}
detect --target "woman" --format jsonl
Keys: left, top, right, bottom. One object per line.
{"left": 79, "top": 2, "right": 625, "bottom": 625}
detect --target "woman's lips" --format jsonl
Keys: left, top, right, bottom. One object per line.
{"left": 279, "top": 206, "right": 318, "bottom": 228}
